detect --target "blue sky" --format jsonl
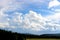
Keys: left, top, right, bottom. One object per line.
{"left": 0, "top": 0, "right": 60, "bottom": 35}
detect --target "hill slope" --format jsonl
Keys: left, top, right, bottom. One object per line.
{"left": 0, "top": 29, "right": 60, "bottom": 40}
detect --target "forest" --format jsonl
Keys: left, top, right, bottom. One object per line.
{"left": 0, "top": 29, "right": 60, "bottom": 40}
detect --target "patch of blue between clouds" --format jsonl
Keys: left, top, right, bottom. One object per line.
{"left": 4, "top": 1, "right": 45, "bottom": 18}
{"left": 5, "top": 0, "right": 52, "bottom": 17}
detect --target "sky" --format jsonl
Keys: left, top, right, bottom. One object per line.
{"left": 0, "top": 0, "right": 60, "bottom": 35}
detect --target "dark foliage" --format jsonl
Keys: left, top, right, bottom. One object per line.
{"left": 40, "top": 34, "right": 60, "bottom": 38}
{"left": 0, "top": 29, "right": 26, "bottom": 40}
{"left": 0, "top": 29, "right": 60, "bottom": 40}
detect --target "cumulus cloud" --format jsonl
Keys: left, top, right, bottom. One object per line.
{"left": 22, "top": 11, "right": 48, "bottom": 31}
{"left": 0, "top": 0, "right": 60, "bottom": 35}
{"left": 45, "top": 11, "right": 60, "bottom": 31}
{"left": 22, "top": 11, "right": 60, "bottom": 32}
{"left": 0, "top": 8, "right": 60, "bottom": 32}
{"left": 46, "top": 12, "right": 60, "bottom": 21}
{"left": 48, "top": 0, "right": 60, "bottom": 8}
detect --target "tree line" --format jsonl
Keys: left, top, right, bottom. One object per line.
{"left": 0, "top": 29, "right": 60, "bottom": 40}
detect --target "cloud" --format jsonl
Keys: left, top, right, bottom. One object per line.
{"left": 22, "top": 11, "right": 48, "bottom": 31}
{"left": 45, "top": 11, "right": 60, "bottom": 31}
{"left": 46, "top": 12, "right": 60, "bottom": 21}
{"left": 0, "top": 8, "right": 60, "bottom": 32}
{"left": 0, "top": 8, "right": 60, "bottom": 35}
{"left": 48, "top": 0, "right": 60, "bottom": 8}
{"left": 0, "top": 0, "right": 60, "bottom": 35}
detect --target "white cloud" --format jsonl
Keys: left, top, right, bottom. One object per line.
{"left": 0, "top": 8, "right": 60, "bottom": 34}
{"left": 0, "top": 0, "right": 60, "bottom": 34}
{"left": 23, "top": 11, "right": 48, "bottom": 31}
{"left": 0, "top": 8, "right": 9, "bottom": 28}
{"left": 48, "top": 0, "right": 60, "bottom": 8}
{"left": 45, "top": 11, "right": 60, "bottom": 31}
{"left": 0, "top": 9, "right": 47, "bottom": 31}
{"left": 46, "top": 12, "right": 60, "bottom": 21}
